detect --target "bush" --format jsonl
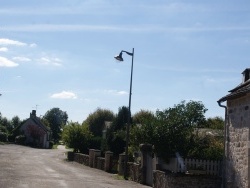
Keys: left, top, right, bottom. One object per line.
{"left": 0, "top": 132, "right": 8, "bottom": 142}
{"left": 8, "top": 134, "right": 16, "bottom": 142}
{"left": 15, "top": 135, "right": 26, "bottom": 145}
{"left": 89, "top": 136, "right": 102, "bottom": 150}
{"left": 187, "top": 134, "right": 223, "bottom": 160}
{"left": 49, "top": 141, "right": 54, "bottom": 149}
{"left": 62, "top": 122, "right": 93, "bottom": 153}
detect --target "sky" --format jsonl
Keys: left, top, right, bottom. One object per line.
{"left": 0, "top": 0, "right": 250, "bottom": 123}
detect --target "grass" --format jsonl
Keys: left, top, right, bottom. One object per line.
{"left": 52, "top": 144, "right": 59, "bottom": 149}
{"left": 114, "top": 174, "right": 125, "bottom": 180}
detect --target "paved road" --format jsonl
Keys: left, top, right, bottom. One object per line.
{"left": 0, "top": 144, "right": 149, "bottom": 188}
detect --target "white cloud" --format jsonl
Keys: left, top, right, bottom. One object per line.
{"left": 104, "top": 89, "right": 128, "bottom": 95}
{"left": 12, "top": 56, "right": 31, "bottom": 62}
{"left": 0, "top": 56, "right": 18, "bottom": 67}
{"left": 29, "top": 43, "right": 37, "bottom": 47}
{"left": 50, "top": 91, "right": 77, "bottom": 99}
{"left": 1, "top": 24, "right": 250, "bottom": 33}
{"left": 0, "top": 38, "right": 27, "bottom": 46}
{"left": 0, "top": 47, "right": 8, "bottom": 52}
{"left": 117, "top": 91, "right": 128, "bottom": 95}
{"left": 37, "top": 57, "right": 62, "bottom": 66}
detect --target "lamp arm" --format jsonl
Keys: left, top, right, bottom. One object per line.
{"left": 122, "top": 50, "right": 133, "bottom": 56}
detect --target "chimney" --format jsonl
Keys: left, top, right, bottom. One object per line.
{"left": 242, "top": 68, "right": 250, "bottom": 83}
{"left": 30, "top": 110, "right": 36, "bottom": 117}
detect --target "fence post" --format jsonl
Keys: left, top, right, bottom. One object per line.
{"left": 89, "top": 149, "right": 95, "bottom": 167}
{"left": 118, "top": 153, "right": 126, "bottom": 176}
{"left": 105, "top": 151, "right": 113, "bottom": 172}
{"left": 140, "top": 143, "right": 153, "bottom": 186}
{"left": 93, "top": 149, "right": 101, "bottom": 168}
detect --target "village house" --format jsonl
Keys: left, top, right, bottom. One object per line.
{"left": 218, "top": 68, "right": 250, "bottom": 188}
{"left": 18, "top": 110, "right": 51, "bottom": 148}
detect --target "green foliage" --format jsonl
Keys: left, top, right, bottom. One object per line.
{"left": 83, "top": 108, "right": 114, "bottom": 137}
{"left": 111, "top": 106, "right": 130, "bottom": 131}
{"left": 130, "top": 100, "right": 208, "bottom": 161}
{"left": 132, "top": 110, "right": 156, "bottom": 125}
{"left": 0, "top": 125, "right": 7, "bottom": 133}
{"left": 11, "top": 116, "right": 21, "bottom": 130}
{"left": 0, "top": 117, "right": 12, "bottom": 133}
{"left": 15, "top": 135, "right": 26, "bottom": 145}
{"left": 49, "top": 141, "right": 54, "bottom": 149}
{"left": 104, "top": 107, "right": 130, "bottom": 156}
{"left": 89, "top": 136, "right": 102, "bottom": 150}
{"left": 106, "top": 129, "right": 126, "bottom": 156}
{"left": 205, "top": 117, "right": 224, "bottom": 130}
{"left": 62, "top": 122, "right": 93, "bottom": 153}
{"left": 187, "top": 134, "right": 223, "bottom": 160}
{"left": 0, "top": 132, "right": 7, "bottom": 142}
{"left": 43, "top": 107, "right": 68, "bottom": 142}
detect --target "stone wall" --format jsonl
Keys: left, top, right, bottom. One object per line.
{"left": 128, "top": 162, "right": 141, "bottom": 183}
{"left": 74, "top": 153, "right": 89, "bottom": 166}
{"left": 153, "top": 170, "right": 221, "bottom": 188}
{"left": 67, "top": 148, "right": 223, "bottom": 188}
{"left": 226, "top": 95, "right": 250, "bottom": 188}
{"left": 67, "top": 150, "right": 113, "bottom": 173}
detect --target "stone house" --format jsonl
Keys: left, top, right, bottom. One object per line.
{"left": 19, "top": 110, "right": 51, "bottom": 148}
{"left": 218, "top": 68, "right": 250, "bottom": 188}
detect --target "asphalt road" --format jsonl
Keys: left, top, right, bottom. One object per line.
{"left": 0, "top": 144, "right": 149, "bottom": 188}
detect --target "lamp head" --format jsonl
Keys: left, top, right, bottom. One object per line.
{"left": 114, "top": 52, "right": 123, "bottom": 61}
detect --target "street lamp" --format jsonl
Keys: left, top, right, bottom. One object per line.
{"left": 114, "top": 48, "right": 134, "bottom": 179}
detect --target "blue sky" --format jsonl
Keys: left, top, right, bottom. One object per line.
{"left": 0, "top": 0, "right": 250, "bottom": 122}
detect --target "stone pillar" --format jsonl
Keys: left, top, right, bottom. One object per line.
{"left": 140, "top": 143, "right": 153, "bottom": 186}
{"left": 105, "top": 151, "right": 113, "bottom": 172}
{"left": 93, "top": 149, "right": 101, "bottom": 168}
{"left": 89, "top": 149, "right": 95, "bottom": 167}
{"left": 67, "top": 151, "right": 74, "bottom": 161}
{"left": 118, "top": 153, "right": 126, "bottom": 176}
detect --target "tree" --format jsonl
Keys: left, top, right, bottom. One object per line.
{"left": 62, "top": 122, "right": 93, "bottom": 153}
{"left": 130, "top": 100, "right": 208, "bottom": 161}
{"left": 132, "top": 110, "right": 155, "bottom": 125}
{"left": 105, "top": 106, "right": 129, "bottom": 156}
{"left": 0, "top": 117, "right": 12, "bottom": 133}
{"left": 83, "top": 108, "right": 114, "bottom": 137}
{"left": 111, "top": 106, "right": 130, "bottom": 131}
{"left": 205, "top": 116, "right": 224, "bottom": 130}
{"left": 11, "top": 116, "right": 21, "bottom": 130}
{"left": 42, "top": 108, "right": 68, "bottom": 142}
{"left": 187, "top": 133, "right": 223, "bottom": 160}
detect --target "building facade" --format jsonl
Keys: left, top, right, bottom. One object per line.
{"left": 20, "top": 110, "right": 51, "bottom": 148}
{"left": 218, "top": 68, "right": 250, "bottom": 188}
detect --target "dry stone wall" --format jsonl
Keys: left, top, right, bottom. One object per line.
{"left": 226, "top": 95, "right": 250, "bottom": 188}
{"left": 153, "top": 170, "right": 221, "bottom": 188}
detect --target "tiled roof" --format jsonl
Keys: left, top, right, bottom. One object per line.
{"left": 218, "top": 79, "right": 250, "bottom": 102}
{"left": 31, "top": 116, "right": 50, "bottom": 132}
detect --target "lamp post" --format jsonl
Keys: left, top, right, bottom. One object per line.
{"left": 114, "top": 48, "right": 134, "bottom": 179}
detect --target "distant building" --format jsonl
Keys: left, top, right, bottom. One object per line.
{"left": 19, "top": 110, "right": 51, "bottom": 148}
{"left": 218, "top": 68, "right": 250, "bottom": 188}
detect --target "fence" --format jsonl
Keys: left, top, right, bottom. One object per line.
{"left": 157, "top": 157, "right": 221, "bottom": 176}
{"left": 183, "top": 158, "right": 221, "bottom": 176}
